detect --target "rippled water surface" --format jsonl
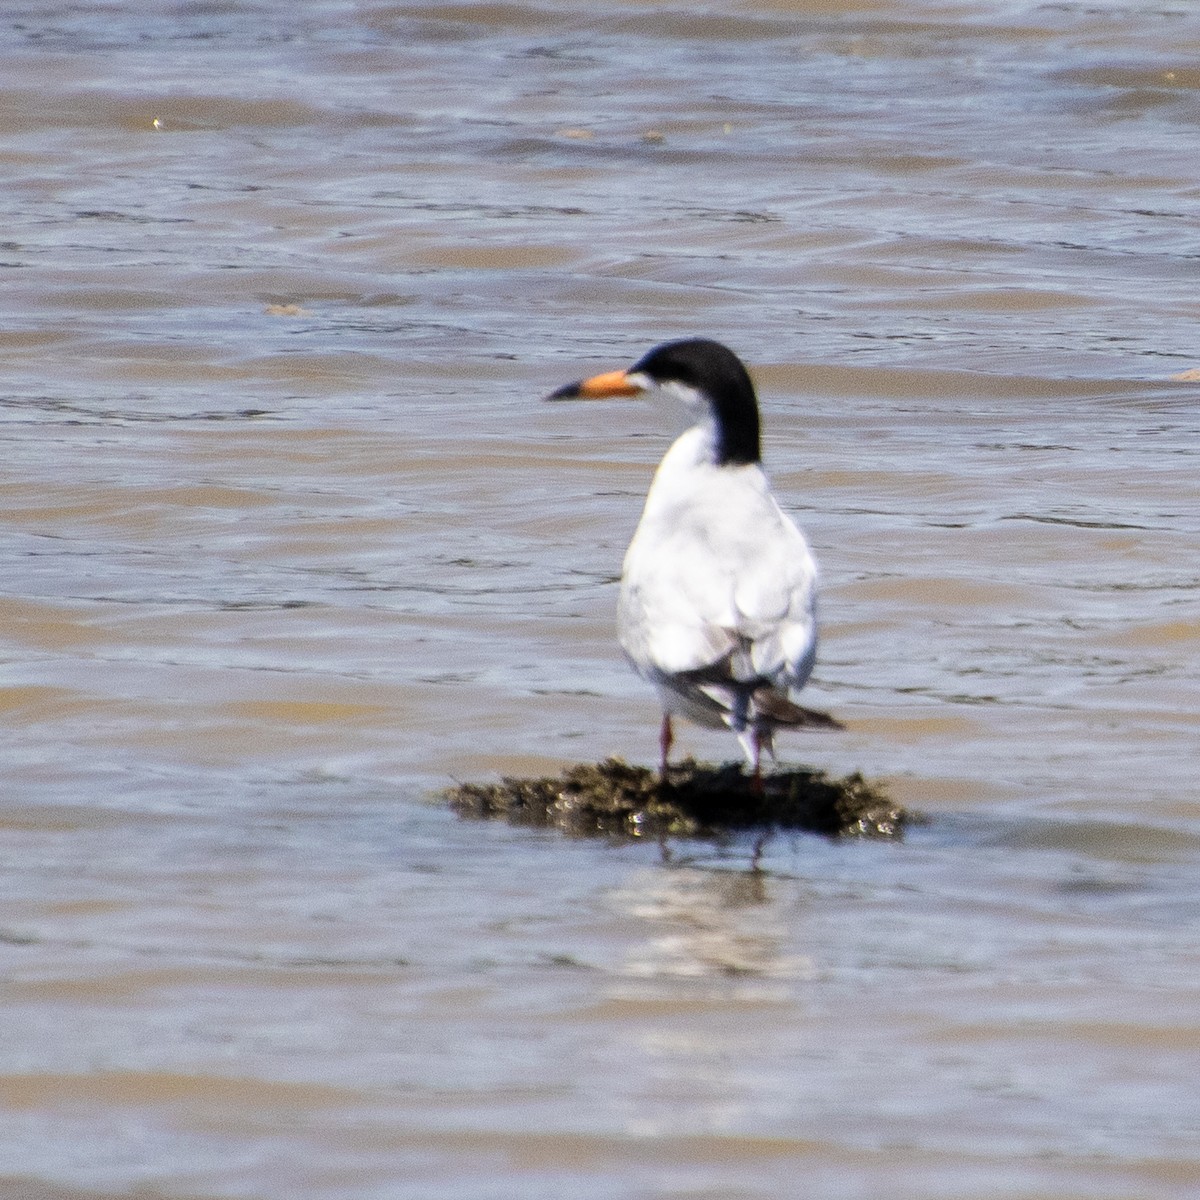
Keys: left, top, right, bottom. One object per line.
{"left": 3, "top": 2, "right": 1200, "bottom": 1197}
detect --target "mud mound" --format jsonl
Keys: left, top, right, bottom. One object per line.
{"left": 446, "top": 758, "right": 909, "bottom": 841}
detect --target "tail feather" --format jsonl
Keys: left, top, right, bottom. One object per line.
{"left": 750, "top": 688, "right": 845, "bottom": 731}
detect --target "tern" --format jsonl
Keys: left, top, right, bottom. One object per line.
{"left": 549, "top": 338, "right": 840, "bottom": 779}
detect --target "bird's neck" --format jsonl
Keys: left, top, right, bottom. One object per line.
{"left": 648, "top": 425, "right": 756, "bottom": 503}
{"left": 711, "top": 395, "right": 761, "bottom": 465}
{"left": 668, "top": 421, "right": 723, "bottom": 470}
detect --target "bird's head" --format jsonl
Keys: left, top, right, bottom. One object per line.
{"left": 547, "top": 338, "right": 762, "bottom": 466}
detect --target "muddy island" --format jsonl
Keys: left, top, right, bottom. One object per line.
{"left": 446, "top": 758, "right": 911, "bottom": 842}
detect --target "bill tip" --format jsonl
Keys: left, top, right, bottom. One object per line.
{"left": 546, "top": 381, "right": 584, "bottom": 401}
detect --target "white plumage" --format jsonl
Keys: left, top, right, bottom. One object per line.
{"left": 550, "top": 338, "right": 838, "bottom": 777}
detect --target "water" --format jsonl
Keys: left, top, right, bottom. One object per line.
{"left": 2, "top": 1, "right": 1200, "bottom": 1196}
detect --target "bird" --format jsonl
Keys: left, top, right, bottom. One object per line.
{"left": 548, "top": 337, "right": 840, "bottom": 780}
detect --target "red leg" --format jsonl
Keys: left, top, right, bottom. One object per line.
{"left": 658, "top": 713, "right": 674, "bottom": 779}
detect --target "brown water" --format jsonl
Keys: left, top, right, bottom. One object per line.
{"left": 3, "top": 1, "right": 1200, "bottom": 1197}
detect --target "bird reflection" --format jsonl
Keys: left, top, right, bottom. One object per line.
{"left": 611, "top": 862, "right": 813, "bottom": 982}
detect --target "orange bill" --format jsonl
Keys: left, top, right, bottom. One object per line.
{"left": 547, "top": 369, "right": 644, "bottom": 401}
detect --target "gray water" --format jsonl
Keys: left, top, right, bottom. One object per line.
{"left": 2, "top": 2, "right": 1199, "bottom": 1197}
